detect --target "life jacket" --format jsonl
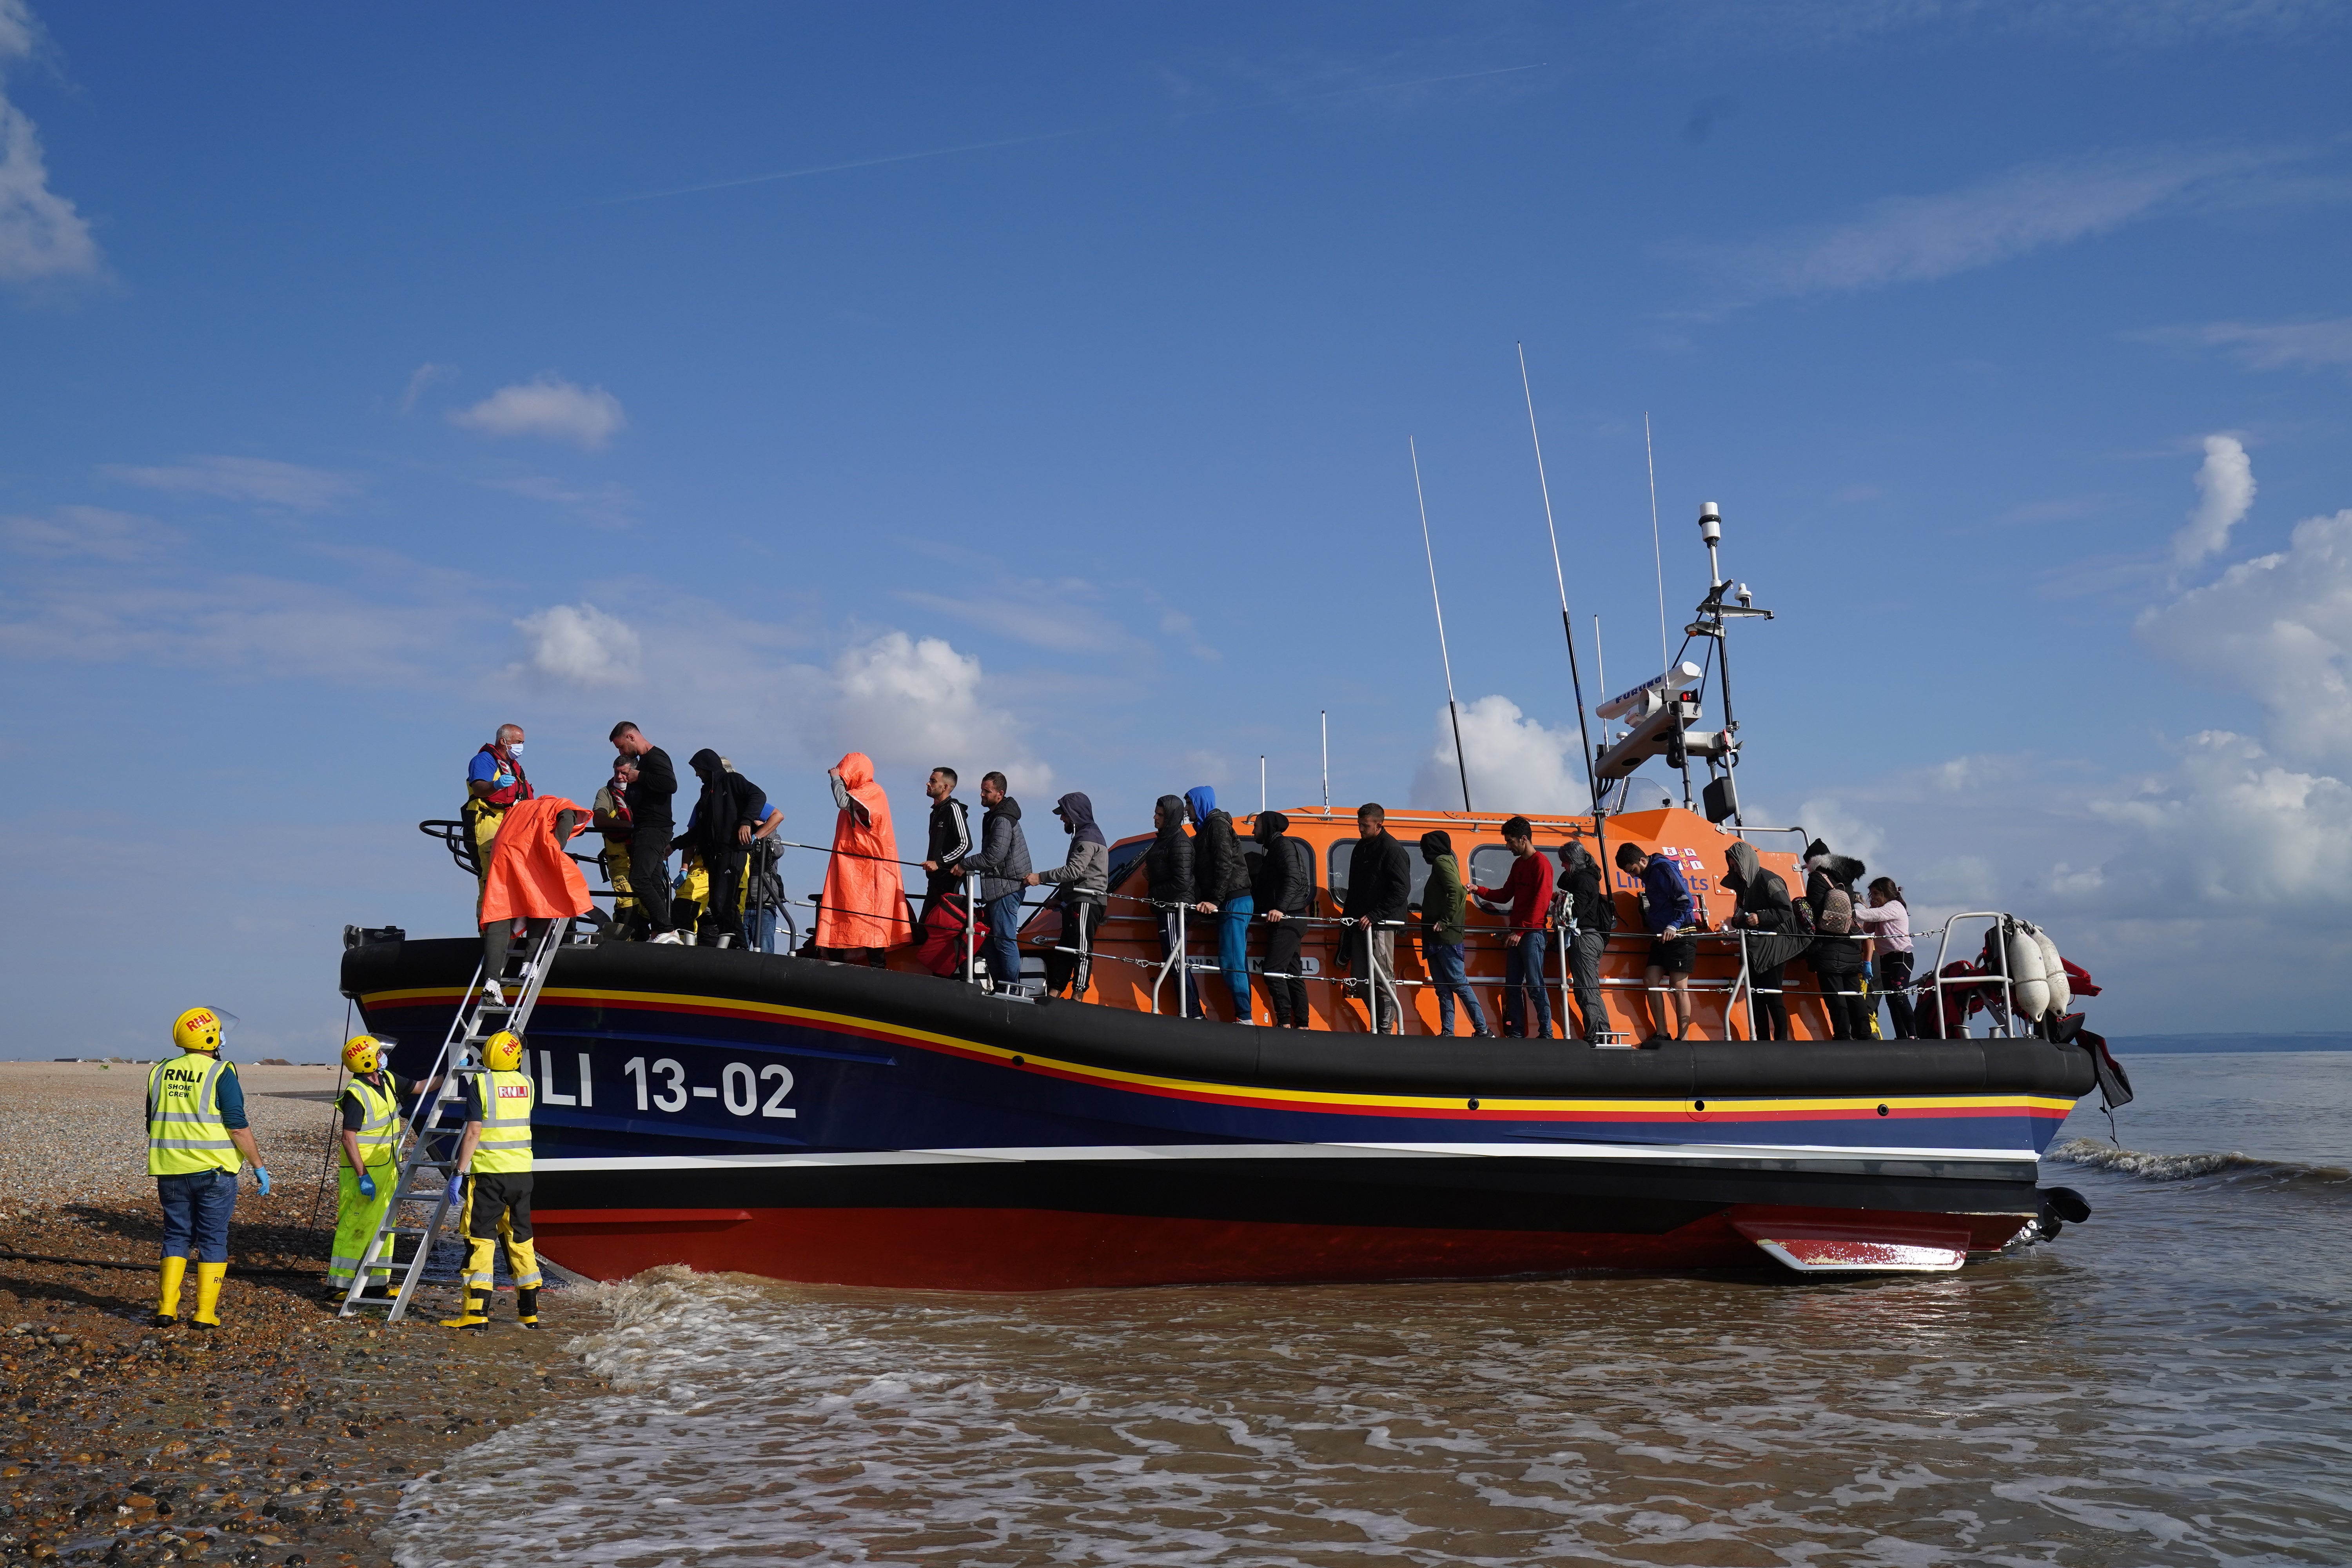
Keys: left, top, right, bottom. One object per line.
{"left": 147, "top": 1051, "right": 241, "bottom": 1176}
{"left": 469, "top": 1069, "right": 534, "bottom": 1174}
{"left": 470, "top": 744, "right": 534, "bottom": 810}
{"left": 345, "top": 1075, "right": 401, "bottom": 1171}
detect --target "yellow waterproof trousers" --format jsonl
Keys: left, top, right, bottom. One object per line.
{"left": 328, "top": 1162, "right": 397, "bottom": 1288}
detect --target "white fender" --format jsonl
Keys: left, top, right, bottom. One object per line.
{"left": 2006, "top": 924, "right": 2051, "bottom": 1022}
{"left": 2031, "top": 926, "right": 2069, "bottom": 1017}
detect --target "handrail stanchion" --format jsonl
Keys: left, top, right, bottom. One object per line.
{"left": 1730, "top": 928, "right": 1753, "bottom": 1042}
{"left": 965, "top": 869, "right": 978, "bottom": 986}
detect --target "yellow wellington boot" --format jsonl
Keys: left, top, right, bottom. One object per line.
{"left": 153, "top": 1256, "right": 188, "bottom": 1327}
{"left": 191, "top": 1262, "right": 227, "bottom": 1330}
{"left": 440, "top": 1237, "right": 495, "bottom": 1330}
{"left": 509, "top": 1239, "right": 543, "bottom": 1328}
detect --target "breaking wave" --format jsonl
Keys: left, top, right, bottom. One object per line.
{"left": 2047, "top": 1137, "right": 2352, "bottom": 1193}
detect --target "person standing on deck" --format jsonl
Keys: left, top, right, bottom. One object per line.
{"left": 681, "top": 750, "right": 776, "bottom": 946}
{"left": 462, "top": 724, "right": 533, "bottom": 916}
{"left": 1618, "top": 841, "right": 1697, "bottom": 1045}
{"left": 1341, "top": 803, "right": 1412, "bottom": 1033}
{"left": 1855, "top": 877, "right": 1914, "bottom": 1038}
{"left": 146, "top": 1008, "right": 270, "bottom": 1330}
{"left": 816, "top": 753, "right": 909, "bottom": 964}
{"left": 1251, "top": 812, "right": 1315, "bottom": 1029}
{"left": 609, "top": 723, "right": 681, "bottom": 943}
{"left": 1558, "top": 840, "right": 1612, "bottom": 1044}
{"left": 1028, "top": 792, "right": 1109, "bottom": 1000}
{"left": 1419, "top": 831, "right": 1491, "bottom": 1037}
{"left": 592, "top": 754, "right": 640, "bottom": 938}
{"left": 964, "top": 772, "right": 1033, "bottom": 992}
{"left": 1188, "top": 787, "right": 1257, "bottom": 1025}
{"left": 1143, "top": 795, "right": 1201, "bottom": 1018}
{"left": 1473, "top": 818, "right": 1555, "bottom": 1040}
{"left": 918, "top": 768, "right": 974, "bottom": 926}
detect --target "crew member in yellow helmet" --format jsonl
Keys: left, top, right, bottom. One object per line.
{"left": 327, "top": 1035, "right": 449, "bottom": 1305}
{"left": 146, "top": 1008, "right": 270, "bottom": 1330}
{"left": 440, "top": 1030, "right": 544, "bottom": 1330}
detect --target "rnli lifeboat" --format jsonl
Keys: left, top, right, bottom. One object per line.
{"left": 342, "top": 785, "right": 2112, "bottom": 1287}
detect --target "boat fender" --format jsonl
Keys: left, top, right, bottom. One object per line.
{"left": 2042, "top": 1186, "right": 2091, "bottom": 1225}
{"left": 2006, "top": 922, "right": 2051, "bottom": 1022}
{"left": 2030, "top": 924, "right": 2069, "bottom": 1016}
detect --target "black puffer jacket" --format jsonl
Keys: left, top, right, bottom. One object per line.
{"left": 1344, "top": 829, "right": 1412, "bottom": 925}
{"left": 1143, "top": 795, "right": 1195, "bottom": 906}
{"left": 1194, "top": 809, "right": 1251, "bottom": 904}
{"left": 1251, "top": 813, "right": 1315, "bottom": 915}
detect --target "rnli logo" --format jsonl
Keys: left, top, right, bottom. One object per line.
{"left": 496, "top": 1084, "right": 530, "bottom": 1100}
{"left": 163, "top": 1065, "right": 204, "bottom": 1084}
{"left": 183, "top": 1010, "right": 216, "bottom": 1031}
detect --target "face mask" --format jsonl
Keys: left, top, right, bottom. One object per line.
{"left": 507, "top": 742, "right": 525, "bottom": 757}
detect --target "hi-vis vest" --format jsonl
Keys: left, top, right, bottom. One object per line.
{"left": 470, "top": 1069, "right": 534, "bottom": 1174}
{"left": 147, "top": 1051, "right": 241, "bottom": 1176}
{"left": 346, "top": 1076, "right": 401, "bottom": 1170}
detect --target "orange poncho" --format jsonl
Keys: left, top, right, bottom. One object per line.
{"left": 815, "top": 752, "right": 909, "bottom": 949}
{"left": 479, "top": 795, "right": 593, "bottom": 926}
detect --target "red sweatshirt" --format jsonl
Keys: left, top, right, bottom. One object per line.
{"left": 1474, "top": 851, "right": 1555, "bottom": 931}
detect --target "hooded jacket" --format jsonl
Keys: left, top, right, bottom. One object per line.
{"left": 967, "top": 795, "right": 1033, "bottom": 904}
{"left": 479, "top": 796, "right": 592, "bottom": 925}
{"left": 1143, "top": 794, "right": 1195, "bottom": 906}
{"left": 1559, "top": 841, "right": 1609, "bottom": 931}
{"left": 1250, "top": 812, "right": 1314, "bottom": 916}
{"left": 684, "top": 749, "right": 758, "bottom": 861}
{"left": 1194, "top": 808, "right": 1252, "bottom": 905}
{"left": 1034, "top": 792, "right": 1109, "bottom": 894}
{"left": 1418, "top": 833, "right": 1467, "bottom": 944}
{"left": 1805, "top": 851, "right": 1867, "bottom": 970}
{"left": 1726, "top": 840, "right": 1811, "bottom": 970}
{"left": 816, "top": 752, "right": 909, "bottom": 949}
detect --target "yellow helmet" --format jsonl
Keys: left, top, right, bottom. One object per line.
{"left": 172, "top": 1007, "right": 225, "bottom": 1054}
{"left": 342, "top": 1034, "right": 387, "bottom": 1075}
{"left": 482, "top": 1031, "right": 524, "bottom": 1072}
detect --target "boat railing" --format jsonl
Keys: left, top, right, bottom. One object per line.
{"left": 1929, "top": 911, "right": 2024, "bottom": 1039}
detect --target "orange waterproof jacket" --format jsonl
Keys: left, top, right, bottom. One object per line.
{"left": 815, "top": 753, "right": 909, "bottom": 949}
{"left": 479, "top": 795, "right": 593, "bottom": 925}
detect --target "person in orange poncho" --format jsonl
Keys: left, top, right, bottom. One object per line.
{"left": 815, "top": 753, "right": 909, "bottom": 963}
{"left": 478, "top": 795, "right": 592, "bottom": 999}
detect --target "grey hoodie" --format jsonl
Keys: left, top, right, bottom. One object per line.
{"left": 967, "top": 797, "right": 1033, "bottom": 903}
{"left": 1034, "top": 791, "right": 1110, "bottom": 894}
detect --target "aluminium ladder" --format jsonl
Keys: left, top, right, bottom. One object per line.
{"left": 337, "top": 916, "right": 573, "bottom": 1323}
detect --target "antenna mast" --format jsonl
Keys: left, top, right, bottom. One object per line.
{"left": 1516, "top": 345, "right": 1601, "bottom": 818}
{"left": 1410, "top": 437, "right": 1473, "bottom": 813}
{"left": 1644, "top": 414, "right": 1670, "bottom": 675}
{"left": 1319, "top": 710, "right": 1330, "bottom": 816}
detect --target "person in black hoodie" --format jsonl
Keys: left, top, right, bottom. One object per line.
{"left": 1341, "top": 802, "right": 1412, "bottom": 1033}
{"left": 1251, "top": 812, "right": 1315, "bottom": 1027}
{"left": 681, "top": 748, "right": 763, "bottom": 946}
{"left": 1187, "top": 787, "right": 1256, "bottom": 1025}
{"left": 608, "top": 722, "right": 678, "bottom": 941}
{"left": 1803, "top": 841, "right": 1871, "bottom": 1039}
{"left": 1558, "top": 840, "right": 1612, "bottom": 1043}
{"left": 1142, "top": 794, "right": 1201, "bottom": 1017}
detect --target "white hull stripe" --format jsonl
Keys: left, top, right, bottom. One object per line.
{"left": 534, "top": 1140, "right": 2044, "bottom": 1174}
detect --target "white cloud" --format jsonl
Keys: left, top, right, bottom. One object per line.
{"left": 2173, "top": 434, "right": 2255, "bottom": 571}
{"left": 2146, "top": 315, "right": 2352, "bottom": 376}
{"left": 2, "top": 504, "right": 176, "bottom": 561}
{"left": 831, "top": 631, "right": 1049, "bottom": 793}
{"left": 399, "top": 361, "right": 458, "bottom": 414}
{"left": 450, "top": 376, "right": 626, "bottom": 449}
{"left": 514, "top": 603, "right": 640, "bottom": 688}
{"left": 107, "top": 455, "right": 358, "bottom": 511}
{"left": 0, "top": 1, "right": 99, "bottom": 287}
{"left": 1683, "top": 148, "right": 2268, "bottom": 301}
{"left": 1408, "top": 695, "right": 1590, "bottom": 815}
{"left": 2138, "top": 506, "right": 2352, "bottom": 768}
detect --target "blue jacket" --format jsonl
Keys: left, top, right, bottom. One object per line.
{"left": 1639, "top": 856, "right": 1693, "bottom": 934}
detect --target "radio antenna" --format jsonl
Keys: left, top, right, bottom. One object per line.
{"left": 1410, "top": 437, "right": 1473, "bottom": 813}
{"left": 1644, "top": 413, "right": 1670, "bottom": 677}
{"left": 1517, "top": 344, "right": 1600, "bottom": 813}
{"left": 1259, "top": 754, "right": 1267, "bottom": 815}
{"left": 1319, "top": 710, "right": 1330, "bottom": 816}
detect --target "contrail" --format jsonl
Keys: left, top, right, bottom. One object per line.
{"left": 599, "top": 129, "right": 1081, "bottom": 206}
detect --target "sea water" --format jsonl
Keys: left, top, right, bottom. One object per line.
{"left": 394, "top": 1053, "right": 2352, "bottom": 1566}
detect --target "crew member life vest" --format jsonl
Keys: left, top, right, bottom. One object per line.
{"left": 345, "top": 1075, "right": 401, "bottom": 1171}
{"left": 470, "top": 1069, "right": 534, "bottom": 1174}
{"left": 147, "top": 1051, "right": 241, "bottom": 1176}
{"left": 468, "top": 744, "right": 534, "bottom": 810}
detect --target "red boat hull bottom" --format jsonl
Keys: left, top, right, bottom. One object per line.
{"left": 530, "top": 1205, "right": 2035, "bottom": 1290}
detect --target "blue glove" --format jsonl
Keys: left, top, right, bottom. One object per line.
{"left": 254, "top": 1167, "right": 272, "bottom": 1196}
{"left": 358, "top": 1171, "right": 377, "bottom": 1200}
{"left": 446, "top": 1174, "right": 464, "bottom": 1207}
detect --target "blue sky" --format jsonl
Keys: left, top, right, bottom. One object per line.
{"left": 4, "top": 1, "right": 2348, "bottom": 1055}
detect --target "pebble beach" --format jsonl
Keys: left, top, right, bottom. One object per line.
{"left": 0, "top": 1062, "right": 605, "bottom": 1567}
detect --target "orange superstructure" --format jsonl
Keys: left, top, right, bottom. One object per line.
{"left": 1001, "top": 803, "right": 1826, "bottom": 1041}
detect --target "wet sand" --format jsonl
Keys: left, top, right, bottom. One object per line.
{"left": 0, "top": 1063, "right": 605, "bottom": 1566}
